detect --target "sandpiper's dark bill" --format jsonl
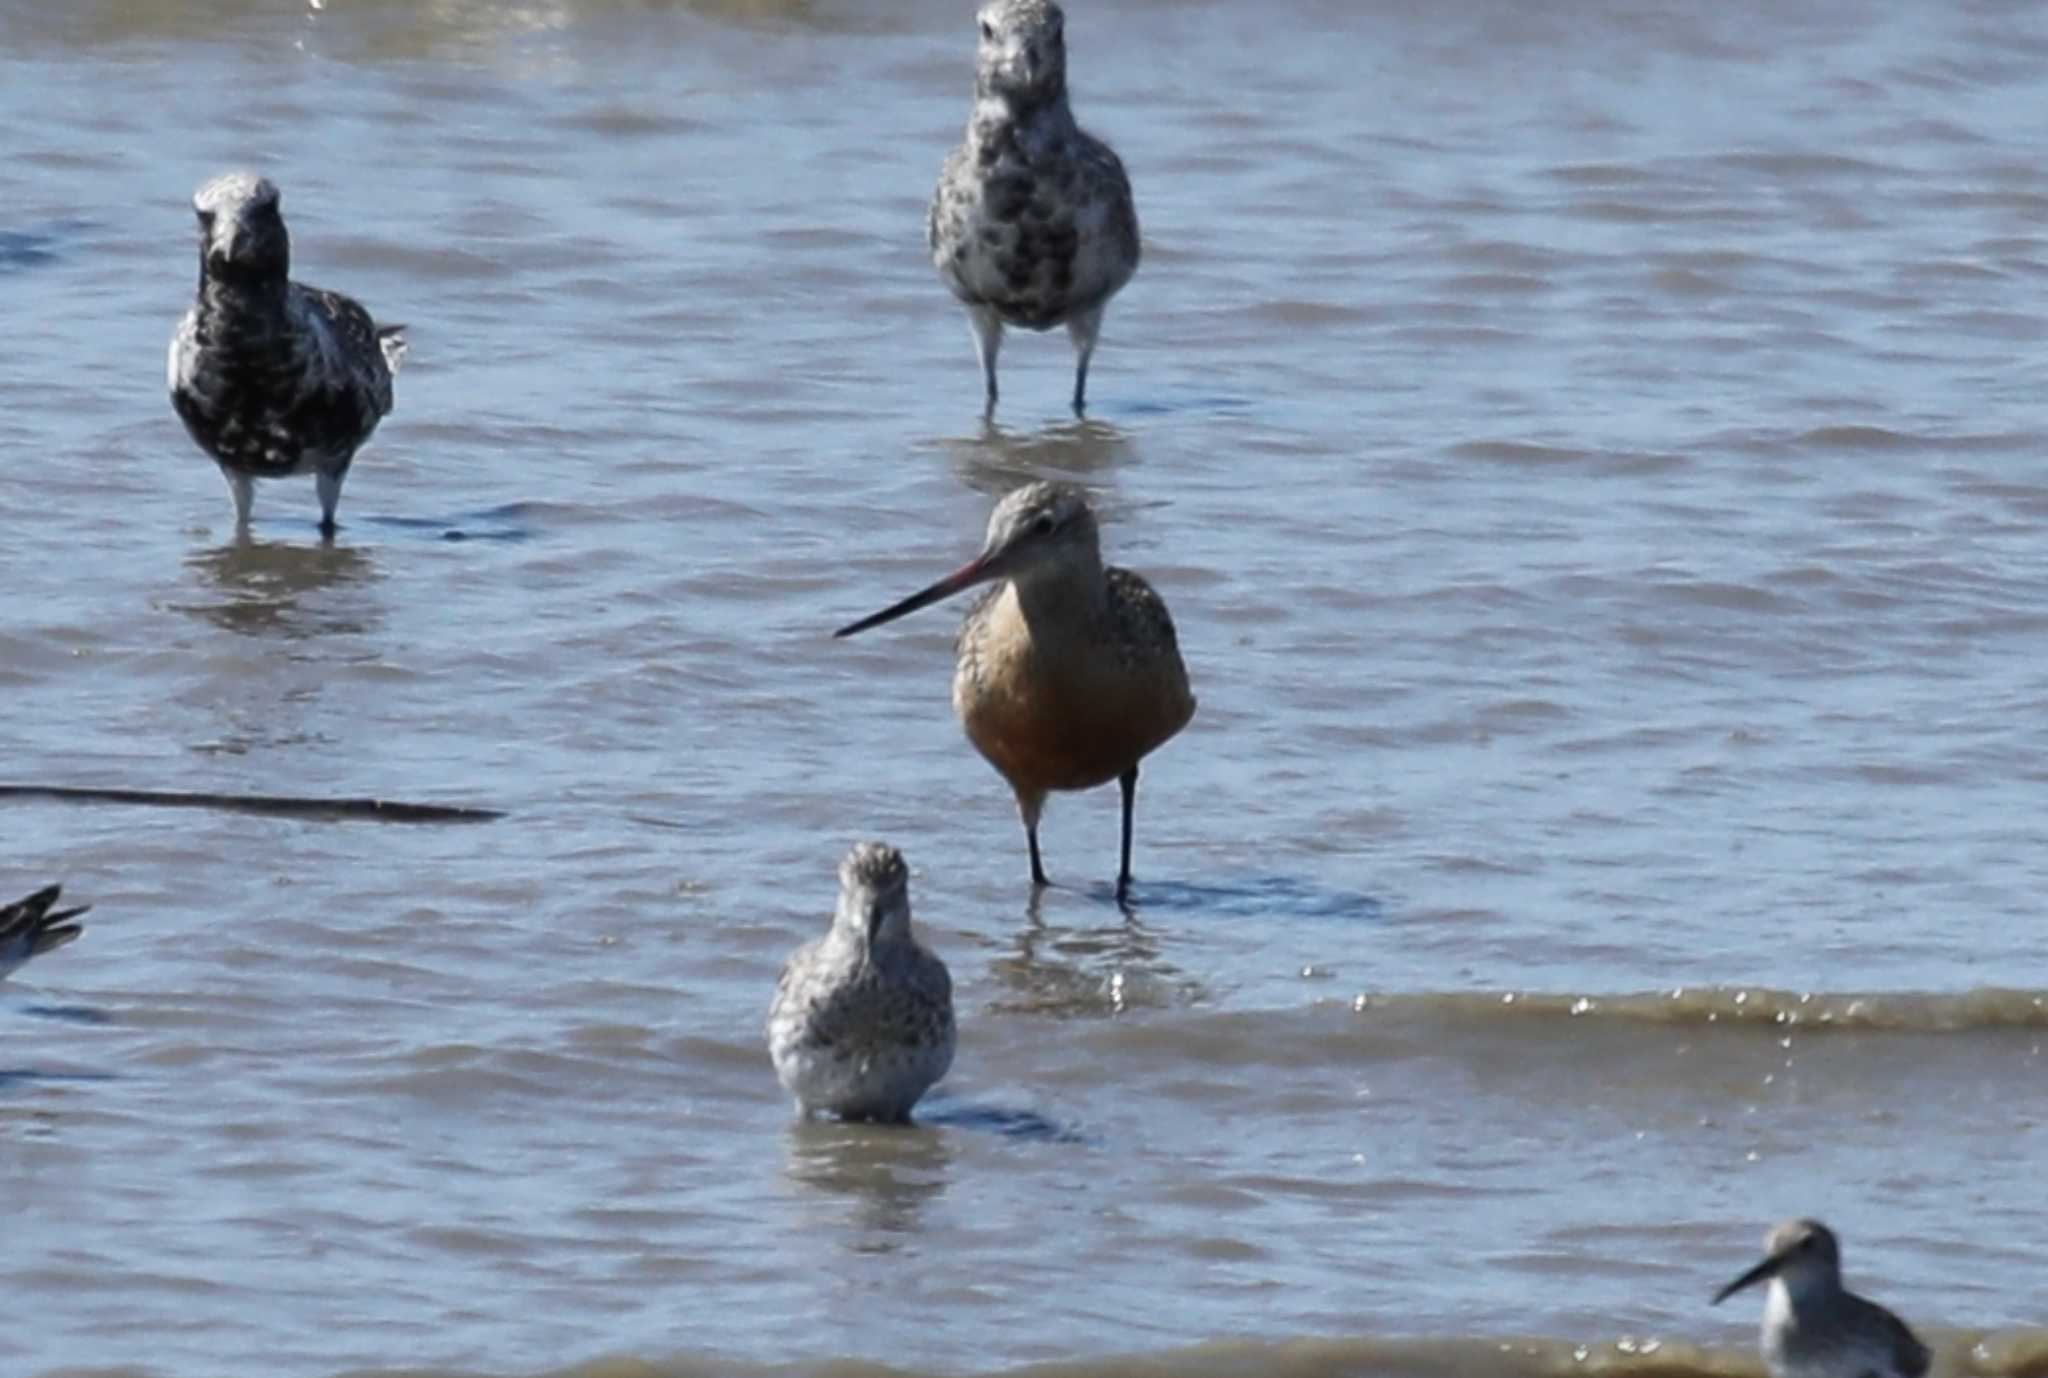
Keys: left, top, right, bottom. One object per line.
{"left": 1713, "top": 1255, "right": 1780, "bottom": 1305}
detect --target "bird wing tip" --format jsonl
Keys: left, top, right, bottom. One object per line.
{"left": 378, "top": 325, "right": 410, "bottom": 372}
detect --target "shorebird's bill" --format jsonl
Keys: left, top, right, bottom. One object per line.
{"left": 1712, "top": 1253, "right": 1780, "bottom": 1305}
{"left": 835, "top": 555, "right": 995, "bottom": 637}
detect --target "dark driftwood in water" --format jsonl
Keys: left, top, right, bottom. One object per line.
{"left": 0, "top": 784, "right": 504, "bottom": 824}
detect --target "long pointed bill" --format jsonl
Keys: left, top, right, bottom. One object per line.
{"left": 835, "top": 554, "right": 996, "bottom": 638}
{"left": 1711, "top": 1255, "right": 1779, "bottom": 1306}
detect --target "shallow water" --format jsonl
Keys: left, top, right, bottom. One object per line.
{"left": 4, "top": 0, "right": 2048, "bottom": 1374}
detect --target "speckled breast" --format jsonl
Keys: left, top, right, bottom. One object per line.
{"left": 933, "top": 127, "right": 1138, "bottom": 331}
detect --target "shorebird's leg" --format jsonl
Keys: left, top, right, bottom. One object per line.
{"left": 1067, "top": 305, "right": 1105, "bottom": 416}
{"left": 1018, "top": 790, "right": 1049, "bottom": 887}
{"left": 220, "top": 468, "right": 256, "bottom": 535}
{"left": 967, "top": 304, "right": 1003, "bottom": 416}
{"left": 315, "top": 468, "right": 344, "bottom": 539}
{"left": 1116, "top": 765, "right": 1138, "bottom": 902}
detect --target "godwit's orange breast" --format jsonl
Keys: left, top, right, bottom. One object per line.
{"left": 953, "top": 574, "right": 1194, "bottom": 797}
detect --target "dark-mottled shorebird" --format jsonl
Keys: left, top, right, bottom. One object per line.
{"left": 766, "top": 842, "right": 955, "bottom": 1123}
{"left": 168, "top": 172, "right": 406, "bottom": 536}
{"left": 836, "top": 482, "right": 1194, "bottom": 901}
{"left": 929, "top": 0, "right": 1140, "bottom": 416}
{"left": 1713, "top": 1219, "right": 1931, "bottom": 1378}
{"left": 0, "top": 884, "right": 88, "bottom": 982}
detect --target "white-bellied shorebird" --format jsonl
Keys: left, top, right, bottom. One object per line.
{"left": 836, "top": 481, "right": 1193, "bottom": 901}
{"left": 1713, "top": 1218, "right": 1931, "bottom": 1378}
{"left": 169, "top": 173, "right": 406, "bottom": 536}
{"left": 766, "top": 842, "right": 955, "bottom": 1123}
{"left": 0, "top": 884, "right": 87, "bottom": 982}
{"left": 929, "top": 0, "right": 1139, "bottom": 416}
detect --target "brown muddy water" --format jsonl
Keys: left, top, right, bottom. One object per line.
{"left": 3, "top": 0, "right": 2047, "bottom": 1374}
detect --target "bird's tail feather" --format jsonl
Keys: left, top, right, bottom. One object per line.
{"left": 3, "top": 884, "right": 88, "bottom": 955}
{"left": 378, "top": 324, "right": 409, "bottom": 374}
{"left": 30, "top": 916, "right": 85, "bottom": 957}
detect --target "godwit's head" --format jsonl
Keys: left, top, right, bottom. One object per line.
{"left": 1713, "top": 1218, "right": 1844, "bottom": 1307}
{"left": 834, "top": 841, "right": 914, "bottom": 948}
{"left": 974, "top": 0, "right": 1068, "bottom": 109}
{"left": 193, "top": 172, "right": 288, "bottom": 282}
{"left": 834, "top": 481, "right": 1102, "bottom": 637}
{"left": 978, "top": 481, "right": 1100, "bottom": 579}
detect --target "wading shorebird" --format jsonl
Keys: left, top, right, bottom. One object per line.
{"left": 0, "top": 884, "right": 88, "bottom": 982}
{"left": 1713, "top": 1219, "right": 1931, "bottom": 1378}
{"left": 835, "top": 481, "right": 1194, "bottom": 901}
{"left": 766, "top": 842, "right": 955, "bottom": 1123}
{"left": 929, "top": 0, "right": 1140, "bottom": 416}
{"left": 169, "top": 172, "right": 406, "bottom": 537}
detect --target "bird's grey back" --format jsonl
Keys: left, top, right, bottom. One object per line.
{"left": 1774, "top": 1288, "right": 1930, "bottom": 1378}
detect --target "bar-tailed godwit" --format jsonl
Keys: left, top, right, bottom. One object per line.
{"left": 837, "top": 482, "right": 1193, "bottom": 901}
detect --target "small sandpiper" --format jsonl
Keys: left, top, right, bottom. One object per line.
{"left": 928, "top": 0, "right": 1140, "bottom": 416}
{"left": 1713, "top": 1218, "right": 1931, "bottom": 1378}
{"left": 0, "top": 884, "right": 88, "bottom": 982}
{"left": 766, "top": 842, "right": 955, "bottom": 1123}
{"left": 168, "top": 172, "right": 406, "bottom": 536}
{"left": 836, "top": 482, "right": 1194, "bottom": 901}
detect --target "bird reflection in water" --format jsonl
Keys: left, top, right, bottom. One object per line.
{"left": 178, "top": 538, "right": 380, "bottom": 640}
{"left": 984, "top": 886, "right": 1199, "bottom": 1017}
{"left": 938, "top": 413, "right": 1134, "bottom": 500}
{"left": 779, "top": 1117, "right": 954, "bottom": 1244}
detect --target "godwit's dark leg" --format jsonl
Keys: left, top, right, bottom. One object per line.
{"left": 1019, "top": 791, "right": 1049, "bottom": 887}
{"left": 1116, "top": 765, "right": 1139, "bottom": 901}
